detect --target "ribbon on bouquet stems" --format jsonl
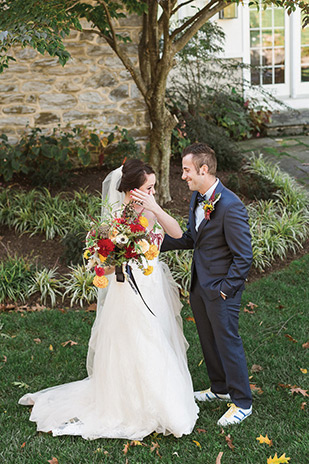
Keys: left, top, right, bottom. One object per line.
{"left": 114, "top": 264, "right": 155, "bottom": 316}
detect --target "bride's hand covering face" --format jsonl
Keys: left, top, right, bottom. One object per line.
{"left": 130, "top": 172, "right": 183, "bottom": 240}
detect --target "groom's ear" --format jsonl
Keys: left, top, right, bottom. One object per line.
{"left": 200, "top": 164, "right": 209, "bottom": 176}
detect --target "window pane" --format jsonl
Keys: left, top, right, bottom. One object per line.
{"left": 301, "top": 67, "right": 309, "bottom": 82}
{"left": 274, "top": 67, "right": 285, "bottom": 84}
{"left": 261, "top": 9, "right": 272, "bottom": 28}
{"left": 262, "top": 30, "right": 273, "bottom": 47}
{"left": 301, "top": 27, "right": 309, "bottom": 46}
{"left": 250, "top": 30, "right": 261, "bottom": 48}
{"left": 274, "top": 48, "right": 285, "bottom": 65}
{"left": 251, "top": 49, "right": 260, "bottom": 66}
{"left": 274, "top": 9, "right": 284, "bottom": 28}
{"left": 250, "top": 10, "right": 259, "bottom": 28}
{"left": 251, "top": 68, "right": 261, "bottom": 85}
{"left": 262, "top": 67, "right": 273, "bottom": 85}
{"left": 301, "top": 47, "right": 309, "bottom": 66}
{"left": 262, "top": 48, "right": 272, "bottom": 66}
{"left": 274, "top": 29, "right": 285, "bottom": 47}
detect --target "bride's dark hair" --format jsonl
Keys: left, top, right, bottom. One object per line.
{"left": 118, "top": 159, "right": 155, "bottom": 193}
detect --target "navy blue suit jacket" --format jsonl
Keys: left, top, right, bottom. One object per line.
{"left": 161, "top": 180, "right": 253, "bottom": 300}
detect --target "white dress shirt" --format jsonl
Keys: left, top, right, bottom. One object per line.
{"left": 194, "top": 178, "right": 226, "bottom": 298}
{"left": 195, "top": 178, "right": 219, "bottom": 231}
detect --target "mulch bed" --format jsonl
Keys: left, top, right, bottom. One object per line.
{"left": 1, "top": 160, "right": 308, "bottom": 292}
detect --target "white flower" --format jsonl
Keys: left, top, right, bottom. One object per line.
{"left": 115, "top": 234, "right": 129, "bottom": 245}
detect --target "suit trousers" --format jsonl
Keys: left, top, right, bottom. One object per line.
{"left": 190, "top": 277, "right": 252, "bottom": 409}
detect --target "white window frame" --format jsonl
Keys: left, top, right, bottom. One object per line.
{"left": 242, "top": 1, "right": 291, "bottom": 98}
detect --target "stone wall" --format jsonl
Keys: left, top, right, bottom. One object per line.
{"left": 0, "top": 17, "right": 149, "bottom": 144}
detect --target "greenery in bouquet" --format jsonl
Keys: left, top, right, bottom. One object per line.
{"left": 84, "top": 202, "right": 159, "bottom": 288}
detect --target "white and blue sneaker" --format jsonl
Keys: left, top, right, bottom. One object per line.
{"left": 194, "top": 388, "right": 231, "bottom": 402}
{"left": 217, "top": 403, "right": 252, "bottom": 426}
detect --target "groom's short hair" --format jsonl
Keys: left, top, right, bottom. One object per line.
{"left": 182, "top": 143, "right": 217, "bottom": 176}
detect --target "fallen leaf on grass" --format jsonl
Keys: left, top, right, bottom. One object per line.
{"left": 47, "top": 458, "right": 59, "bottom": 464}
{"left": 150, "top": 441, "right": 161, "bottom": 457}
{"left": 250, "top": 383, "right": 263, "bottom": 394}
{"left": 186, "top": 316, "right": 195, "bottom": 323}
{"left": 49, "top": 344, "right": 53, "bottom": 351}
{"left": 61, "top": 340, "right": 78, "bottom": 347}
{"left": 278, "top": 383, "right": 291, "bottom": 389}
{"left": 225, "top": 434, "right": 235, "bottom": 451}
{"left": 12, "top": 381, "right": 29, "bottom": 389}
{"left": 247, "top": 301, "right": 258, "bottom": 310}
{"left": 302, "top": 342, "right": 309, "bottom": 349}
{"left": 256, "top": 434, "right": 273, "bottom": 446}
{"left": 300, "top": 368, "right": 307, "bottom": 374}
{"left": 1, "top": 355, "right": 7, "bottom": 367}
{"left": 251, "top": 364, "right": 263, "bottom": 373}
{"left": 123, "top": 442, "right": 130, "bottom": 455}
{"left": 267, "top": 452, "right": 290, "bottom": 463}
{"left": 244, "top": 308, "right": 255, "bottom": 314}
{"left": 196, "top": 428, "right": 207, "bottom": 433}
{"left": 192, "top": 440, "right": 201, "bottom": 448}
{"left": 21, "top": 442, "right": 26, "bottom": 448}
{"left": 216, "top": 451, "right": 223, "bottom": 464}
{"left": 33, "top": 338, "right": 41, "bottom": 344}
{"left": 290, "top": 386, "right": 308, "bottom": 397}
{"left": 284, "top": 334, "right": 297, "bottom": 343}
{"left": 198, "top": 358, "right": 204, "bottom": 366}
{"left": 130, "top": 440, "right": 145, "bottom": 447}
{"left": 301, "top": 402, "right": 306, "bottom": 410}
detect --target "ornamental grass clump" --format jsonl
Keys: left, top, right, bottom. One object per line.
{"left": 28, "top": 267, "right": 63, "bottom": 307}
{"left": 245, "top": 155, "right": 309, "bottom": 270}
{"left": 62, "top": 265, "right": 97, "bottom": 307}
{"left": 0, "top": 256, "right": 36, "bottom": 303}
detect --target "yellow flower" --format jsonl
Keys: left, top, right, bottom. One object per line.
{"left": 203, "top": 203, "right": 214, "bottom": 212}
{"left": 93, "top": 275, "right": 109, "bottom": 288}
{"left": 144, "top": 244, "right": 159, "bottom": 261}
{"left": 143, "top": 266, "right": 153, "bottom": 276}
{"left": 83, "top": 250, "right": 91, "bottom": 260}
{"left": 98, "top": 254, "right": 107, "bottom": 262}
{"left": 139, "top": 216, "right": 149, "bottom": 228}
{"left": 137, "top": 239, "right": 150, "bottom": 254}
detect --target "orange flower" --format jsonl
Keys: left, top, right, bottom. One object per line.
{"left": 93, "top": 275, "right": 109, "bottom": 288}
{"left": 99, "top": 254, "right": 107, "bottom": 262}
{"left": 139, "top": 216, "right": 148, "bottom": 228}
{"left": 144, "top": 244, "right": 159, "bottom": 260}
{"left": 143, "top": 266, "right": 153, "bottom": 276}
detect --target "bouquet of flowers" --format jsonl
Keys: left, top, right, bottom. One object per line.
{"left": 84, "top": 202, "right": 159, "bottom": 289}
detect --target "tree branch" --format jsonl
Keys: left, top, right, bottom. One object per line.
{"left": 173, "top": 0, "right": 226, "bottom": 54}
{"left": 171, "top": 0, "right": 195, "bottom": 16}
{"left": 171, "top": 0, "right": 218, "bottom": 40}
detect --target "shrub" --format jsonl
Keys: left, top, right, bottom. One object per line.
{"left": 0, "top": 256, "right": 36, "bottom": 303}
{"left": 28, "top": 268, "right": 63, "bottom": 307}
{"left": 0, "top": 127, "right": 102, "bottom": 185}
{"left": 62, "top": 265, "right": 97, "bottom": 307}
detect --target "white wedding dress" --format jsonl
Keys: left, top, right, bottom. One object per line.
{"left": 19, "top": 235, "right": 199, "bottom": 440}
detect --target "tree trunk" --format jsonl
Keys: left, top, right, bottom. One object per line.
{"left": 148, "top": 106, "right": 176, "bottom": 205}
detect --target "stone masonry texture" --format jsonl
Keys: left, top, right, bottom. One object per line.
{"left": 0, "top": 17, "right": 149, "bottom": 144}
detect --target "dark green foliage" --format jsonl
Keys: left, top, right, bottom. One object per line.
{"left": 61, "top": 227, "right": 87, "bottom": 266}
{"left": 226, "top": 172, "right": 276, "bottom": 201}
{"left": 0, "top": 255, "right": 36, "bottom": 303}
{"left": 102, "top": 127, "right": 144, "bottom": 169}
{"left": 184, "top": 114, "right": 242, "bottom": 171}
{"left": 0, "top": 127, "right": 101, "bottom": 186}
{"left": 168, "top": 21, "right": 273, "bottom": 166}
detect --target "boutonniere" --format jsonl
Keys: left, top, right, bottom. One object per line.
{"left": 203, "top": 191, "right": 221, "bottom": 220}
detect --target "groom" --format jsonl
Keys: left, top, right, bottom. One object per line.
{"left": 162, "top": 143, "right": 253, "bottom": 426}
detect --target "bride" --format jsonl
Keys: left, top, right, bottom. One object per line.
{"left": 19, "top": 159, "right": 198, "bottom": 440}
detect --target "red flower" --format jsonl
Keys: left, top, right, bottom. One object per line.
{"left": 95, "top": 266, "right": 105, "bottom": 276}
{"left": 97, "top": 238, "right": 115, "bottom": 257}
{"left": 129, "top": 223, "right": 145, "bottom": 233}
{"left": 115, "top": 218, "right": 126, "bottom": 224}
{"left": 124, "top": 245, "right": 138, "bottom": 259}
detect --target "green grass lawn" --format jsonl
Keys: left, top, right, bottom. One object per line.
{"left": 1, "top": 255, "right": 308, "bottom": 464}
